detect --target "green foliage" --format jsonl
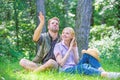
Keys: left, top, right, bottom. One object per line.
{"left": 90, "top": 24, "right": 114, "bottom": 40}
{"left": 94, "top": 0, "right": 120, "bottom": 29}
{"left": 0, "top": 27, "right": 24, "bottom": 59}
{"left": 45, "top": 0, "right": 77, "bottom": 33}
{"left": 89, "top": 25, "right": 120, "bottom": 65}
{"left": 0, "top": 0, "right": 36, "bottom": 59}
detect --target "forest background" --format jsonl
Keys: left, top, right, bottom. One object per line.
{"left": 0, "top": 0, "right": 120, "bottom": 80}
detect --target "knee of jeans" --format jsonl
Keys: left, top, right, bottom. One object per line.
{"left": 65, "top": 68, "right": 76, "bottom": 74}
{"left": 82, "top": 63, "right": 90, "bottom": 69}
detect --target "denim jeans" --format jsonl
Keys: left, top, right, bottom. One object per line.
{"left": 64, "top": 53, "right": 101, "bottom": 75}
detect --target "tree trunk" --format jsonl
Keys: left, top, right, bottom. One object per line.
{"left": 116, "top": 0, "right": 120, "bottom": 29}
{"left": 36, "top": 0, "right": 46, "bottom": 32}
{"left": 91, "top": 5, "right": 94, "bottom": 26}
{"left": 63, "top": 0, "right": 69, "bottom": 27}
{"left": 14, "top": 0, "right": 19, "bottom": 50}
{"left": 75, "top": 0, "right": 93, "bottom": 57}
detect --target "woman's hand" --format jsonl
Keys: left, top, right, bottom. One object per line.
{"left": 70, "top": 37, "right": 79, "bottom": 64}
{"left": 69, "top": 37, "right": 75, "bottom": 50}
{"left": 69, "top": 37, "right": 77, "bottom": 50}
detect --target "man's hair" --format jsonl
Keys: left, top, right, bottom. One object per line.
{"left": 48, "top": 17, "right": 60, "bottom": 25}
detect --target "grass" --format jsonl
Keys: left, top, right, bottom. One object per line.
{"left": 0, "top": 56, "right": 120, "bottom": 80}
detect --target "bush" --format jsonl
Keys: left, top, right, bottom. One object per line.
{"left": 89, "top": 25, "right": 120, "bottom": 65}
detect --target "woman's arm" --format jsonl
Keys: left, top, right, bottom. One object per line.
{"left": 73, "top": 47, "right": 79, "bottom": 64}
{"left": 71, "top": 38, "right": 79, "bottom": 64}
{"left": 56, "top": 38, "right": 75, "bottom": 67}
{"left": 56, "top": 48, "right": 72, "bottom": 67}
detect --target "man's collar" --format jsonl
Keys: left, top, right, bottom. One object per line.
{"left": 47, "top": 32, "right": 60, "bottom": 41}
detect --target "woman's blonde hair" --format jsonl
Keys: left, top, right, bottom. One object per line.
{"left": 63, "top": 27, "right": 75, "bottom": 37}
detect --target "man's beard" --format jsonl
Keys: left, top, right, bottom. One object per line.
{"left": 50, "top": 27, "right": 59, "bottom": 33}
{"left": 51, "top": 29, "right": 59, "bottom": 33}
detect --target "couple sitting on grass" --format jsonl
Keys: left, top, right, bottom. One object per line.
{"left": 19, "top": 12, "right": 120, "bottom": 79}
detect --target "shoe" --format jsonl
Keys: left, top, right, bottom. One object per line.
{"left": 107, "top": 72, "right": 120, "bottom": 79}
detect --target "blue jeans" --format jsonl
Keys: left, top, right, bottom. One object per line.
{"left": 64, "top": 53, "right": 101, "bottom": 75}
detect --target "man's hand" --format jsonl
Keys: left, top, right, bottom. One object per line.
{"left": 38, "top": 12, "right": 44, "bottom": 25}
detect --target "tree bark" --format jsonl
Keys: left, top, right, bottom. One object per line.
{"left": 75, "top": 0, "right": 93, "bottom": 57}
{"left": 14, "top": 0, "right": 19, "bottom": 50}
{"left": 63, "top": 0, "right": 69, "bottom": 27}
{"left": 116, "top": 0, "right": 120, "bottom": 29}
{"left": 91, "top": 5, "right": 94, "bottom": 26}
{"left": 36, "top": 0, "right": 46, "bottom": 32}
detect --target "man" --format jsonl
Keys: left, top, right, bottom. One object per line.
{"left": 19, "top": 12, "right": 61, "bottom": 72}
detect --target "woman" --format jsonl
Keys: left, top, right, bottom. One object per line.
{"left": 54, "top": 27, "right": 120, "bottom": 79}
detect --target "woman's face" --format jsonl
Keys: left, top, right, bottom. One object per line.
{"left": 62, "top": 28, "right": 73, "bottom": 41}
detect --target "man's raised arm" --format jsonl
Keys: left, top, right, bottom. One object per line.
{"left": 33, "top": 12, "right": 45, "bottom": 42}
